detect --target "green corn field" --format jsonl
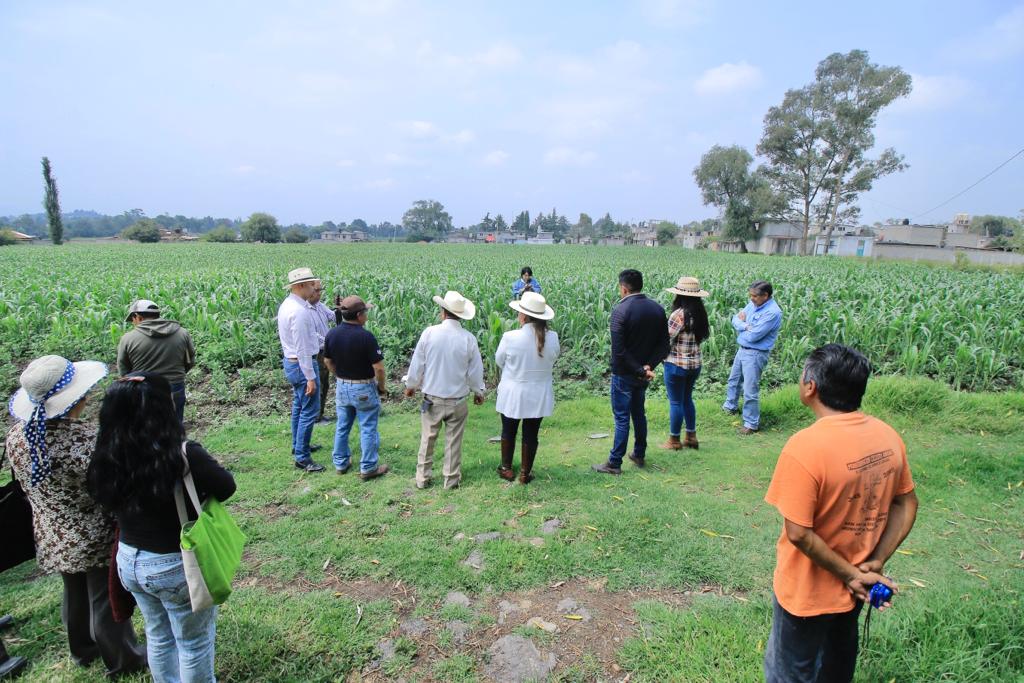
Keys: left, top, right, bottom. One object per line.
{"left": 1, "top": 241, "right": 1021, "bottom": 393}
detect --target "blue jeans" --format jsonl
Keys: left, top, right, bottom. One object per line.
{"left": 332, "top": 382, "right": 381, "bottom": 473}
{"left": 283, "top": 358, "right": 320, "bottom": 463}
{"left": 116, "top": 542, "right": 217, "bottom": 683}
{"left": 170, "top": 382, "right": 186, "bottom": 426}
{"left": 608, "top": 374, "right": 648, "bottom": 467}
{"left": 764, "top": 594, "right": 862, "bottom": 683}
{"left": 664, "top": 363, "right": 700, "bottom": 435}
{"left": 723, "top": 348, "right": 770, "bottom": 430}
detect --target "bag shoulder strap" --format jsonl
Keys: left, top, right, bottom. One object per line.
{"left": 173, "top": 442, "right": 204, "bottom": 526}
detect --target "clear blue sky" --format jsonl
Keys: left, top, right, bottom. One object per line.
{"left": 1, "top": 0, "right": 1021, "bottom": 227}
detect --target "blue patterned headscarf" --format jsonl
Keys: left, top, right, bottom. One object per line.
{"left": 21, "top": 360, "right": 76, "bottom": 486}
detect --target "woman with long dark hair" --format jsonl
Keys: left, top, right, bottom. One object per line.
{"left": 494, "top": 291, "right": 559, "bottom": 483}
{"left": 661, "top": 277, "right": 711, "bottom": 450}
{"left": 88, "top": 373, "right": 236, "bottom": 683}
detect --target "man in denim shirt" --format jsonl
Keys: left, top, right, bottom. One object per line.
{"left": 723, "top": 280, "right": 783, "bottom": 433}
{"left": 593, "top": 269, "right": 670, "bottom": 474}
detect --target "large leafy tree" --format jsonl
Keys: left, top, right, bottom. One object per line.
{"left": 240, "top": 212, "right": 282, "bottom": 243}
{"left": 511, "top": 210, "right": 530, "bottom": 234}
{"left": 41, "top": 157, "right": 63, "bottom": 245}
{"left": 122, "top": 219, "right": 162, "bottom": 243}
{"left": 693, "top": 145, "right": 774, "bottom": 247}
{"left": 758, "top": 50, "right": 911, "bottom": 254}
{"left": 402, "top": 200, "right": 453, "bottom": 239}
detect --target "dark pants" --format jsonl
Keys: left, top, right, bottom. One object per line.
{"left": 608, "top": 374, "right": 648, "bottom": 467}
{"left": 316, "top": 351, "right": 331, "bottom": 420}
{"left": 664, "top": 363, "right": 700, "bottom": 435}
{"left": 764, "top": 594, "right": 863, "bottom": 683}
{"left": 61, "top": 568, "right": 146, "bottom": 677}
{"left": 169, "top": 382, "right": 186, "bottom": 427}
{"left": 500, "top": 415, "right": 543, "bottom": 447}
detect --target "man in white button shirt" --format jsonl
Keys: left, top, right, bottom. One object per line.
{"left": 278, "top": 267, "right": 326, "bottom": 472}
{"left": 403, "top": 291, "right": 486, "bottom": 490}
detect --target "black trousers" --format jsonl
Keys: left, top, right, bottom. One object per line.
{"left": 316, "top": 351, "right": 331, "bottom": 419}
{"left": 501, "top": 415, "right": 543, "bottom": 447}
{"left": 764, "top": 594, "right": 863, "bottom": 683}
{"left": 61, "top": 568, "right": 146, "bottom": 677}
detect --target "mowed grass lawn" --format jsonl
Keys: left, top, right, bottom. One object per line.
{"left": 2, "top": 377, "right": 1022, "bottom": 682}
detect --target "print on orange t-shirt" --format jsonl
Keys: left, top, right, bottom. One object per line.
{"left": 764, "top": 412, "right": 915, "bottom": 617}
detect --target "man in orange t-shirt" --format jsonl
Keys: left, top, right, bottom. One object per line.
{"left": 763, "top": 344, "right": 918, "bottom": 683}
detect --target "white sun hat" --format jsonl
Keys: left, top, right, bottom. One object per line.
{"left": 665, "top": 276, "right": 710, "bottom": 298}
{"left": 285, "top": 267, "right": 318, "bottom": 288}
{"left": 509, "top": 291, "right": 555, "bottom": 321}
{"left": 432, "top": 290, "right": 476, "bottom": 321}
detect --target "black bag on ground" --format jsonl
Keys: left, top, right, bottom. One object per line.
{"left": 0, "top": 469, "right": 36, "bottom": 572}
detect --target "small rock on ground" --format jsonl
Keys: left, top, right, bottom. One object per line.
{"left": 448, "top": 620, "right": 470, "bottom": 644}
{"left": 375, "top": 638, "right": 396, "bottom": 661}
{"left": 462, "top": 549, "right": 485, "bottom": 573}
{"left": 556, "top": 598, "right": 593, "bottom": 621}
{"left": 540, "top": 519, "right": 563, "bottom": 535}
{"left": 444, "top": 591, "right": 472, "bottom": 608}
{"left": 526, "top": 616, "right": 558, "bottom": 633}
{"left": 399, "top": 618, "right": 430, "bottom": 637}
{"left": 453, "top": 532, "right": 466, "bottom": 542}
{"left": 483, "top": 635, "right": 557, "bottom": 683}
{"left": 474, "top": 531, "right": 502, "bottom": 542}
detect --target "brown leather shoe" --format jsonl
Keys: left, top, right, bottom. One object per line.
{"left": 360, "top": 463, "right": 390, "bottom": 480}
{"left": 683, "top": 432, "right": 699, "bottom": 450}
{"left": 738, "top": 426, "right": 758, "bottom": 435}
{"left": 627, "top": 451, "right": 645, "bottom": 467}
{"left": 591, "top": 462, "right": 622, "bottom": 475}
{"left": 660, "top": 436, "right": 682, "bottom": 450}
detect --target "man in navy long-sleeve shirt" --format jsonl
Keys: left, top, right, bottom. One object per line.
{"left": 593, "top": 269, "right": 670, "bottom": 475}
{"left": 723, "top": 280, "right": 783, "bottom": 433}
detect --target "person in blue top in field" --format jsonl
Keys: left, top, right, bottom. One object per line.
{"left": 511, "top": 267, "right": 541, "bottom": 300}
{"left": 723, "top": 280, "right": 783, "bottom": 434}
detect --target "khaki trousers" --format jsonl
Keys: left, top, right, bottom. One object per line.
{"left": 417, "top": 395, "right": 469, "bottom": 489}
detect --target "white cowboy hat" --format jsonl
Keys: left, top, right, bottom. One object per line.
{"left": 8, "top": 355, "right": 108, "bottom": 422}
{"left": 285, "top": 267, "right": 318, "bottom": 288}
{"left": 432, "top": 290, "right": 476, "bottom": 321}
{"left": 665, "top": 276, "right": 710, "bottom": 298}
{"left": 509, "top": 291, "right": 555, "bottom": 321}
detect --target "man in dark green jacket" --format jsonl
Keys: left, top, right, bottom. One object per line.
{"left": 117, "top": 299, "right": 196, "bottom": 425}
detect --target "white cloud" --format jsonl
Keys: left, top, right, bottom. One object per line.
{"left": 891, "top": 73, "right": 971, "bottom": 112}
{"left": 473, "top": 43, "right": 522, "bottom": 68}
{"left": 543, "top": 147, "right": 597, "bottom": 166}
{"left": 381, "top": 152, "right": 423, "bottom": 166}
{"left": 694, "top": 61, "right": 762, "bottom": 96}
{"left": 401, "top": 120, "right": 439, "bottom": 138}
{"left": 963, "top": 4, "right": 1024, "bottom": 61}
{"left": 639, "top": 0, "right": 707, "bottom": 27}
{"left": 336, "top": 159, "right": 356, "bottom": 168}
{"left": 446, "top": 129, "right": 476, "bottom": 145}
{"left": 359, "top": 178, "right": 394, "bottom": 190}
{"left": 483, "top": 150, "right": 509, "bottom": 166}
{"left": 399, "top": 121, "right": 475, "bottom": 146}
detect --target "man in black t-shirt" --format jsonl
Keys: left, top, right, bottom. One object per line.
{"left": 323, "top": 296, "right": 389, "bottom": 480}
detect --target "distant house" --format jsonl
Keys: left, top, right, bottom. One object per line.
{"left": 875, "top": 224, "right": 945, "bottom": 247}
{"left": 321, "top": 230, "right": 367, "bottom": 242}
{"left": 631, "top": 230, "right": 658, "bottom": 247}
{"left": 597, "top": 237, "right": 626, "bottom": 246}
{"left": 495, "top": 231, "right": 525, "bottom": 244}
{"left": 716, "top": 222, "right": 803, "bottom": 254}
{"left": 526, "top": 231, "right": 555, "bottom": 245}
{"left": 446, "top": 233, "right": 472, "bottom": 244}
{"left": 159, "top": 228, "right": 199, "bottom": 242}
{"left": 813, "top": 234, "right": 875, "bottom": 257}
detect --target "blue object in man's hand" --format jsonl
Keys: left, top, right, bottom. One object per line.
{"left": 869, "top": 582, "right": 893, "bottom": 609}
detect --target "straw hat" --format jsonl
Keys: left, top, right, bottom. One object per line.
{"left": 432, "top": 290, "right": 476, "bottom": 321}
{"left": 509, "top": 291, "right": 555, "bottom": 321}
{"left": 285, "top": 267, "right": 318, "bottom": 288}
{"left": 665, "top": 276, "right": 710, "bottom": 298}
{"left": 8, "top": 355, "right": 108, "bottom": 422}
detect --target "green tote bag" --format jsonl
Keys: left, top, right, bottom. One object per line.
{"left": 174, "top": 445, "right": 246, "bottom": 613}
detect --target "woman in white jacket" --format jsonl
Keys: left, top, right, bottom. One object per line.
{"left": 495, "top": 292, "right": 560, "bottom": 484}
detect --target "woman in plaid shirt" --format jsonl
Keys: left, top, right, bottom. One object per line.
{"left": 661, "top": 277, "right": 711, "bottom": 450}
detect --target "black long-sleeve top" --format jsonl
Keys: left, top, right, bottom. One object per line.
{"left": 116, "top": 441, "right": 237, "bottom": 554}
{"left": 609, "top": 293, "right": 670, "bottom": 379}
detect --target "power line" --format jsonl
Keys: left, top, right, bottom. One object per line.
{"left": 913, "top": 146, "right": 1024, "bottom": 220}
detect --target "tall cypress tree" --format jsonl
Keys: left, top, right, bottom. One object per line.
{"left": 42, "top": 156, "right": 63, "bottom": 245}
